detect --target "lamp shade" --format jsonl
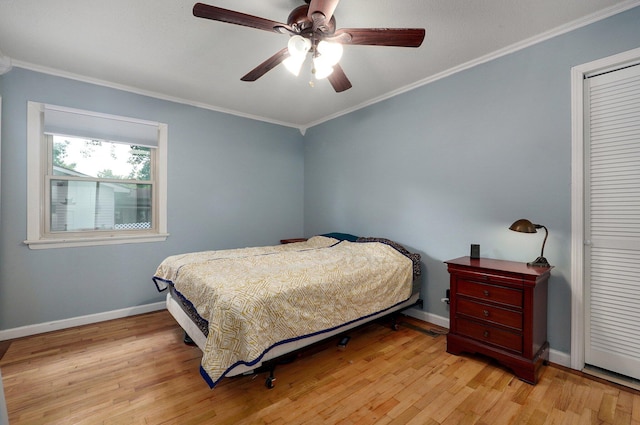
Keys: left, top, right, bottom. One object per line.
{"left": 509, "top": 219, "right": 537, "bottom": 233}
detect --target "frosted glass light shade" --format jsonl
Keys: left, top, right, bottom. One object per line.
{"left": 313, "top": 56, "right": 334, "bottom": 79}
{"left": 283, "top": 55, "right": 306, "bottom": 76}
{"left": 285, "top": 35, "right": 311, "bottom": 76}
{"left": 287, "top": 35, "right": 311, "bottom": 57}
{"left": 317, "top": 41, "right": 343, "bottom": 66}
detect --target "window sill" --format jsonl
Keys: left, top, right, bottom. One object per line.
{"left": 24, "top": 233, "right": 169, "bottom": 250}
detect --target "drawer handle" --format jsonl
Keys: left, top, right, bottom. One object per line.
{"left": 483, "top": 290, "right": 490, "bottom": 297}
{"left": 483, "top": 310, "right": 489, "bottom": 317}
{"left": 483, "top": 330, "right": 490, "bottom": 338}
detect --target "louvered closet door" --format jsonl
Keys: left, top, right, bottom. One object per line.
{"left": 584, "top": 63, "right": 640, "bottom": 380}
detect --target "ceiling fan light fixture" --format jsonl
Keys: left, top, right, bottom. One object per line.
{"left": 317, "top": 40, "right": 343, "bottom": 66}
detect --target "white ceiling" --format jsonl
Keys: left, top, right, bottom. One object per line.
{"left": 1, "top": 0, "right": 638, "bottom": 131}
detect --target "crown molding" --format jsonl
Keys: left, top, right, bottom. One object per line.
{"left": 10, "top": 59, "right": 305, "bottom": 133}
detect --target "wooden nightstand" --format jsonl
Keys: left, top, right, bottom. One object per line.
{"left": 445, "top": 256, "right": 552, "bottom": 384}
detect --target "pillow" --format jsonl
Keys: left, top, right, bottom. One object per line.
{"left": 320, "top": 232, "right": 359, "bottom": 242}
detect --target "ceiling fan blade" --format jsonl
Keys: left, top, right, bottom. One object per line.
{"left": 241, "top": 47, "right": 290, "bottom": 82}
{"left": 331, "top": 28, "right": 425, "bottom": 47}
{"left": 327, "top": 63, "right": 352, "bottom": 92}
{"left": 193, "top": 3, "right": 291, "bottom": 33}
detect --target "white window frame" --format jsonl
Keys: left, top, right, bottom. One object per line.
{"left": 25, "top": 101, "right": 169, "bottom": 249}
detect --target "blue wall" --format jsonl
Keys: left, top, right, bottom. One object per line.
{"left": 303, "top": 6, "right": 640, "bottom": 354}
{"left": 0, "top": 69, "right": 304, "bottom": 329}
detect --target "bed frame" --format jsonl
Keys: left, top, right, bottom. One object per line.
{"left": 166, "top": 289, "right": 422, "bottom": 388}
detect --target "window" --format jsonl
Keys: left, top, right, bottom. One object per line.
{"left": 26, "top": 102, "right": 168, "bottom": 249}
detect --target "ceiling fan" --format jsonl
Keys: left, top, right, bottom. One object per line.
{"left": 193, "top": 0, "right": 426, "bottom": 92}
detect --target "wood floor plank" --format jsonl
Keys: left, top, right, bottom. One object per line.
{"left": 633, "top": 394, "right": 640, "bottom": 422}
{"left": 1, "top": 311, "right": 639, "bottom": 424}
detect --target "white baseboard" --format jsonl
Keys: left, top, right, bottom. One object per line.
{"left": 548, "top": 348, "right": 571, "bottom": 368}
{"left": 0, "top": 302, "right": 166, "bottom": 341}
{"left": 402, "top": 307, "right": 573, "bottom": 369}
{"left": 403, "top": 306, "right": 450, "bottom": 329}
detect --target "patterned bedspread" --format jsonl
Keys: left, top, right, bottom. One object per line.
{"left": 153, "top": 236, "right": 414, "bottom": 388}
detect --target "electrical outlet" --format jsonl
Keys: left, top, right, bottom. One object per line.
{"left": 441, "top": 289, "right": 451, "bottom": 305}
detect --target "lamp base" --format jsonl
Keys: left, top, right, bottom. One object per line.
{"left": 527, "top": 256, "right": 550, "bottom": 267}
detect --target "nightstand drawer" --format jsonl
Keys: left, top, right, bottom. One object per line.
{"left": 457, "top": 298, "right": 522, "bottom": 330}
{"left": 457, "top": 318, "right": 522, "bottom": 353}
{"left": 454, "top": 269, "right": 524, "bottom": 287}
{"left": 457, "top": 280, "right": 522, "bottom": 308}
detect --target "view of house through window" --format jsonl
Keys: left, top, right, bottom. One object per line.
{"left": 49, "top": 135, "right": 153, "bottom": 233}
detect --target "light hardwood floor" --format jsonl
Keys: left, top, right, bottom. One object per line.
{"left": 1, "top": 310, "right": 639, "bottom": 425}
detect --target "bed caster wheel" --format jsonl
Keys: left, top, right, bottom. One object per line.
{"left": 265, "top": 376, "right": 276, "bottom": 389}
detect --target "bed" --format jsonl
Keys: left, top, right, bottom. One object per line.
{"left": 152, "top": 234, "right": 422, "bottom": 389}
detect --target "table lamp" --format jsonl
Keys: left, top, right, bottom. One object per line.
{"left": 509, "top": 219, "right": 550, "bottom": 267}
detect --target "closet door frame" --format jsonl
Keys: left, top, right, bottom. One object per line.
{"left": 570, "top": 47, "right": 640, "bottom": 371}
